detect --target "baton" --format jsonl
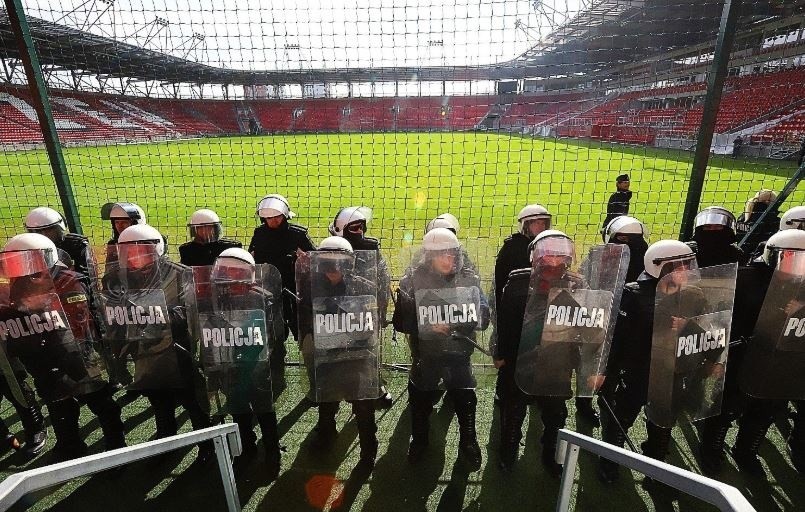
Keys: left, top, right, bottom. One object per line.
{"left": 597, "top": 393, "right": 637, "bottom": 452}
{"left": 449, "top": 331, "right": 492, "bottom": 356}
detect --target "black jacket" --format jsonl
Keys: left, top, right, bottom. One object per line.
{"left": 248, "top": 222, "right": 315, "bottom": 291}
{"left": 179, "top": 239, "right": 242, "bottom": 267}
{"left": 56, "top": 233, "right": 91, "bottom": 277}
{"left": 602, "top": 190, "right": 632, "bottom": 229}
{"left": 494, "top": 233, "right": 531, "bottom": 308}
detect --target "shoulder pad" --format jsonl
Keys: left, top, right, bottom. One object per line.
{"left": 686, "top": 241, "right": 698, "bottom": 253}
{"left": 288, "top": 224, "right": 309, "bottom": 234}
{"left": 218, "top": 238, "right": 242, "bottom": 248}
{"left": 625, "top": 282, "right": 641, "bottom": 293}
{"left": 63, "top": 233, "right": 89, "bottom": 245}
{"left": 508, "top": 268, "right": 531, "bottom": 280}
{"left": 363, "top": 237, "right": 380, "bottom": 249}
{"left": 178, "top": 241, "right": 193, "bottom": 250}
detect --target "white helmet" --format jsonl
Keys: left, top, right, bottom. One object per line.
{"left": 643, "top": 240, "right": 697, "bottom": 279}
{"left": 328, "top": 206, "right": 371, "bottom": 237}
{"left": 425, "top": 213, "right": 459, "bottom": 235}
{"left": 318, "top": 236, "right": 354, "bottom": 254}
{"left": 1, "top": 233, "right": 59, "bottom": 276}
{"left": 603, "top": 215, "right": 647, "bottom": 243}
{"left": 694, "top": 206, "right": 736, "bottom": 234}
{"left": 423, "top": 228, "right": 460, "bottom": 251}
{"left": 780, "top": 206, "right": 805, "bottom": 231}
{"left": 213, "top": 248, "right": 255, "bottom": 282}
{"left": 24, "top": 207, "right": 67, "bottom": 242}
{"left": 316, "top": 236, "right": 354, "bottom": 273}
{"left": 257, "top": 194, "right": 295, "bottom": 220}
{"left": 118, "top": 224, "right": 165, "bottom": 257}
{"left": 425, "top": 214, "right": 460, "bottom": 234}
{"left": 763, "top": 230, "right": 805, "bottom": 274}
{"left": 517, "top": 204, "right": 552, "bottom": 236}
{"left": 105, "top": 202, "right": 146, "bottom": 223}
{"left": 188, "top": 208, "right": 223, "bottom": 243}
{"left": 528, "top": 229, "right": 574, "bottom": 265}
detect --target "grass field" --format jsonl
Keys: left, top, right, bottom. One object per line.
{"left": 0, "top": 132, "right": 804, "bottom": 511}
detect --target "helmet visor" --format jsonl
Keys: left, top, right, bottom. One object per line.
{"left": 427, "top": 248, "right": 464, "bottom": 275}
{"left": 0, "top": 250, "right": 49, "bottom": 278}
{"left": 212, "top": 257, "right": 254, "bottom": 283}
{"left": 656, "top": 253, "right": 698, "bottom": 279}
{"left": 314, "top": 252, "right": 355, "bottom": 275}
{"left": 783, "top": 216, "right": 805, "bottom": 231}
{"left": 695, "top": 211, "right": 735, "bottom": 232}
{"left": 777, "top": 249, "right": 805, "bottom": 276}
{"left": 521, "top": 216, "right": 551, "bottom": 236}
{"left": 531, "top": 236, "right": 574, "bottom": 266}
{"left": 189, "top": 223, "right": 222, "bottom": 243}
{"left": 118, "top": 243, "right": 160, "bottom": 271}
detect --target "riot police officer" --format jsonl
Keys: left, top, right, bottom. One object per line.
{"left": 102, "top": 202, "right": 149, "bottom": 265}
{"left": 495, "top": 230, "right": 579, "bottom": 475}
{"left": 602, "top": 215, "right": 648, "bottom": 283}
{"left": 297, "top": 237, "right": 380, "bottom": 471}
{"left": 179, "top": 209, "right": 242, "bottom": 267}
{"left": 24, "top": 207, "right": 92, "bottom": 277}
{"left": 688, "top": 206, "right": 744, "bottom": 268}
{"left": 729, "top": 230, "right": 805, "bottom": 475}
{"left": 329, "top": 206, "right": 393, "bottom": 408}
{"left": 393, "top": 228, "right": 489, "bottom": 470}
{"left": 1, "top": 233, "right": 125, "bottom": 461}
{"left": 248, "top": 194, "right": 314, "bottom": 386}
{"left": 598, "top": 240, "right": 703, "bottom": 483}
{"left": 100, "top": 224, "right": 211, "bottom": 460}
{"left": 199, "top": 248, "right": 282, "bottom": 478}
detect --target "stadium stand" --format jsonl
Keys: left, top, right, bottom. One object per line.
{"left": 1, "top": 67, "right": 804, "bottom": 147}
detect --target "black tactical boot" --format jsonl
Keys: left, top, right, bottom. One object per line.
{"left": 699, "top": 418, "right": 730, "bottom": 475}
{"left": 454, "top": 391, "right": 481, "bottom": 471}
{"left": 731, "top": 423, "right": 767, "bottom": 476}
{"left": 575, "top": 397, "right": 600, "bottom": 427}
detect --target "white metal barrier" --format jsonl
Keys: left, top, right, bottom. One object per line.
{"left": 0, "top": 423, "right": 243, "bottom": 512}
{"left": 555, "top": 429, "right": 756, "bottom": 512}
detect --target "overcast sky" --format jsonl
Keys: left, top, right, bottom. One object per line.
{"left": 23, "top": 0, "right": 586, "bottom": 70}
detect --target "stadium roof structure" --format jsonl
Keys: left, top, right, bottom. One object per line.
{"left": 0, "top": 0, "right": 803, "bottom": 88}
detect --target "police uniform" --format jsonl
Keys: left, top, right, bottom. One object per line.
{"left": 726, "top": 262, "right": 801, "bottom": 474}
{"left": 297, "top": 268, "right": 378, "bottom": 468}
{"left": 102, "top": 259, "right": 211, "bottom": 444}
{"left": 179, "top": 239, "right": 242, "bottom": 267}
{"left": 602, "top": 190, "right": 632, "bottom": 232}
{"left": 342, "top": 233, "right": 391, "bottom": 322}
{"left": 495, "top": 268, "right": 572, "bottom": 474}
{"left": 735, "top": 211, "right": 779, "bottom": 264}
{"left": 599, "top": 271, "right": 707, "bottom": 479}
{"left": 393, "top": 262, "right": 489, "bottom": 468}
{"left": 56, "top": 233, "right": 92, "bottom": 277}
{"left": 4, "top": 266, "right": 125, "bottom": 459}
{"left": 207, "top": 286, "right": 282, "bottom": 477}
{"left": 249, "top": 220, "right": 315, "bottom": 340}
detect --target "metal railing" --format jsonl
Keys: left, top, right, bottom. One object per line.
{"left": 0, "top": 424, "right": 243, "bottom": 512}
{"left": 555, "top": 429, "right": 756, "bottom": 512}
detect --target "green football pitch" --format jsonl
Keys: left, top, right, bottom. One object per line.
{"left": 0, "top": 132, "right": 803, "bottom": 511}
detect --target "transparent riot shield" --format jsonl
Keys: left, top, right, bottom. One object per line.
{"left": 97, "top": 244, "right": 189, "bottom": 390}
{"left": 297, "top": 250, "right": 380, "bottom": 403}
{"left": 0, "top": 250, "right": 105, "bottom": 402}
{"left": 194, "top": 263, "right": 282, "bottom": 415}
{"left": 646, "top": 263, "right": 737, "bottom": 429}
{"left": 740, "top": 266, "right": 805, "bottom": 400}
{"left": 408, "top": 250, "right": 486, "bottom": 391}
{"left": 515, "top": 244, "right": 629, "bottom": 397}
